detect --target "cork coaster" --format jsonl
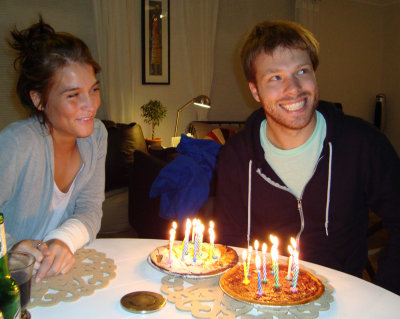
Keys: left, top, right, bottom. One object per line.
{"left": 28, "top": 248, "right": 117, "bottom": 308}
{"left": 160, "top": 265, "right": 334, "bottom": 319}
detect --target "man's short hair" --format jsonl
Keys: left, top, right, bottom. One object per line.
{"left": 240, "top": 20, "right": 319, "bottom": 83}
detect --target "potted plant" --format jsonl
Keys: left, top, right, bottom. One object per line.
{"left": 140, "top": 99, "right": 168, "bottom": 147}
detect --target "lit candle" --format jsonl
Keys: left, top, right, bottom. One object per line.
{"left": 291, "top": 250, "right": 299, "bottom": 292}
{"left": 191, "top": 219, "right": 197, "bottom": 243}
{"left": 208, "top": 228, "right": 215, "bottom": 261}
{"left": 290, "top": 237, "right": 298, "bottom": 274}
{"left": 269, "top": 235, "right": 278, "bottom": 275}
{"left": 193, "top": 222, "right": 200, "bottom": 262}
{"left": 242, "top": 250, "right": 250, "bottom": 285}
{"left": 254, "top": 240, "right": 259, "bottom": 255}
{"left": 256, "top": 255, "right": 263, "bottom": 296}
{"left": 262, "top": 243, "right": 268, "bottom": 283}
{"left": 198, "top": 222, "right": 204, "bottom": 253}
{"left": 271, "top": 240, "right": 280, "bottom": 289}
{"left": 168, "top": 227, "right": 176, "bottom": 267}
{"left": 247, "top": 246, "right": 253, "bottom": 278}
{"left": 286, "top": 245, "right": 294, "bottom": 280}
{"left": 181, "top": 219, "right": 191, "bottom": 260}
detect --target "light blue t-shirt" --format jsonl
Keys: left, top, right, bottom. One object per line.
{"left": 260, "top": 111, "right": 326, "bottom": 198}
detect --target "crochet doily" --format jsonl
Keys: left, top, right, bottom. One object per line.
{"left": 160, "top": 265, "right": 334, "bottom": 319}
{"left": 28, "top": 248, "right": 117, "bottom": 308}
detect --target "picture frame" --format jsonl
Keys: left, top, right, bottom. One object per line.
{"left": 141, "top": 0, "right": 170, "bottom": 84}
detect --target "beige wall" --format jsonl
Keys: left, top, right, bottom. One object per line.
{"left": 0, "top": 0, "right": 97, "bottom": 130}
{"left": 0, "top": 0, "right": 399, "bottom": 154}
{"left": 382, "top": 3, "right": 400, "bottom": 154}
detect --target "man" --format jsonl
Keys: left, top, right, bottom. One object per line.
{"left": 214, "top": 20, "right": 400, "bottom": 294}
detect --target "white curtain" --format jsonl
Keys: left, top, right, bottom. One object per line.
{"left": 92, "top": 0, "right": 139, "bottom": 123}
{"left": 295, "top": 0, "right": 321, "bottom": 37}
{"left": 181, "top": 0, "right": 219, "bottom": 120}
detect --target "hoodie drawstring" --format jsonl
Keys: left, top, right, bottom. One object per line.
{"left": 247, "top": 160, "right": 252, "bottom": 247}
{"left": 325, "top": 142, "right": 333, "bottom": 236}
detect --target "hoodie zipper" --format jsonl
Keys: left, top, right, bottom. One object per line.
{"left": 255, "top": 153, "right": 325, "bottom": 244}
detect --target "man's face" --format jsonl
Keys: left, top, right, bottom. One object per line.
{"left": 249, "top": 46, "right": 319, "bottom": 133}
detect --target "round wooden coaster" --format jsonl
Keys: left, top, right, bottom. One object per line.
{"left": 120, "top": 291, "right": 166, "bottom": 314}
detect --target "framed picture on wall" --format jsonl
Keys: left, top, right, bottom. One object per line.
{"left": 141, "top": 0, "right": 170, "bottom": 84}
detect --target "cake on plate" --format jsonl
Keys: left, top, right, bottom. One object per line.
{"left": 220, "top": 263, "right": 325, "bottom": 306}
{"left": 149, "top": 242, "right": 238, "bottom": 276}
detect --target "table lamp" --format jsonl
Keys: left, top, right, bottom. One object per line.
{"left": 173, "top": 95, "right": 211, "bottom": 137}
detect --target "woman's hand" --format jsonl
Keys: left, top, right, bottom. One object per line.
{"left": 11, "top": 238, "right": 75, "bottom": 282}
{"left": 35, "top": 239, "right": 75, "bottom": 282}
{"left": 11, "top": 239, "right": 51, "bottom": 277}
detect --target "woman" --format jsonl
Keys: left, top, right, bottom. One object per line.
{"left": 0, "top": 17, "right": 107, "bottom": 282}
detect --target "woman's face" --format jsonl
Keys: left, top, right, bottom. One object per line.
{"left": 32, "top": 62, "right": 100, "bottom": 141}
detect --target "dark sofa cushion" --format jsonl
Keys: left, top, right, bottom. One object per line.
{"left": 102, "top": 120, "right": 148, "bottom": 192}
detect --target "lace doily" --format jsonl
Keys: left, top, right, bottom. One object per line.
{"left": 29, "top": 248, "right": 117, "bottom": 308}
{"left": 160, "top": 266, "right": 334, "bottom": 319}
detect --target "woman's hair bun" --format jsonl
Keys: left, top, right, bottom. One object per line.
{"left": 9, "top": 15, "right": 55, "bottom": 66}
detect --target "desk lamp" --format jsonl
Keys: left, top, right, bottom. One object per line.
{"left": 173, "top": 95, "right": 211, "bottom": 137}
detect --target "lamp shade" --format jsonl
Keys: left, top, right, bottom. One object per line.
{"left": 174, "top": 95, "right": 211, "bottom": 136}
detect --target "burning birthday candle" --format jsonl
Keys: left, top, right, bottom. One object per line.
{"left": 181, "top": 219, "right": 191, "bottom": 260}
{"left": 191, "top": 219, "right": 197, "bottom": 243}
{"left": 270, "top": 237, "right": 280, "bottom": 289}
{"left": 269, "top": 235, "right": 278, "bottom": 274}
{"left": 262, "top": 243, "right": 268, "bottom": 283}
{"left": 193, "top": 222, "right": 200, "bottom": 262}
{"left": 290, "top": 237, "right": 298, "bottom": 273}
{"left": 168, "top": 225, "right": 176, "bottom": 266}
{"left": 242, "top": 250, "right": 250, "bottom": 285}
{"left": 254, "top": 240, "right": 259, "bottom": 255}
{"left": 291, "top": 250, "right": 300, "bottom": 292}
{"left": 256, "top": 255, "right": 263, "bottom": 296}
{"left": 208, "top": 228, "right": 215, "bottom": 261}
{"left": 286, "top": 245, "right": 294, "bottom": 280}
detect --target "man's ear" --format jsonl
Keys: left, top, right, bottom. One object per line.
{"left": 29, "top": 91, "right": 44, "bottom": 111}
{"left": 249, "top": 82, "right": 260, "bottom": 103}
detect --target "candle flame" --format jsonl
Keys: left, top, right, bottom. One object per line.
{"left": 209, "top": 220, "right": 214, "bottom": 229}
{"left": 186, "top": 219, "right": 191, "bottom": 229}
{"left": 209, "top": 228, "right": 215, "bottom": 244}
{"left": 288, "top": 245, "right": 294, "bottom": 255}
{"left": 248, "top": 246, "right": 253, "bottom": 253}
{"left": 254, "top": 240, "right": 259, "bottom": 251}
{"left": 255, "top": 254, "right": 261, "bottom": 269}
{"left": 271, "top": 246, "right": 278, "bottom": 261}
{"left": 172, "top": 221, "right": 177, "bottom": 230}
{"left": 269, "top": 234, "right": 278, "bottom": 246}
{"left": 290, "top": 237, "right": 297, "bottom": 249}
{"left": 262, "top": 243, "right": 267, "bottom": 253}
{"left": 242, "top": 250, "right": 247, "bottom": 262}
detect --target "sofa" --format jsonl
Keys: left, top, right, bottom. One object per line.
{"left": 98, "top": 120, "right": 148, "bottom": 237}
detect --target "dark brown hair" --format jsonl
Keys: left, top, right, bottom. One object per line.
{"left": 240, "top": 20, "right": 319, "bottom": 83}
{"left": 9, "top": 16, "right": 101, "bottom": 122}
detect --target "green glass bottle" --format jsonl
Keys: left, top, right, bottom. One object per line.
{"left": 0, "top": 213, "right": 21, "bottom": 319}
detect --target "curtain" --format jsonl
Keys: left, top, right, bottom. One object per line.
{"left": 295, "top": 0, "right": 321, "bottom": 37}
{"left": 92, "top": 0, "right": 139, "bottom": 123}
{"left": 181, "top": 0, "right": 219, "bottom": 120}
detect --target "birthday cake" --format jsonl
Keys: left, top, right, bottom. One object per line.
{"left": 149, "top": 242, "right": 238, "bottom": 276}
{"left": 219, "top": 263, "right": 325, "bottom": 306}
